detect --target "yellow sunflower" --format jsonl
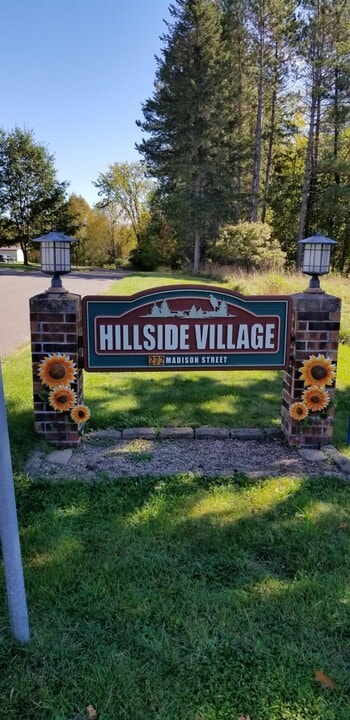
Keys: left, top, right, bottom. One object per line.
{"left": 38, "top": 353, "right": 77, "bottom": 389}
{"left": 48, "top": 385, "right": 77, "bottom": 413}
{"left": 290, "top": 401, "right": 309, "bottom": 421}
{"left": 302, "top": 386, "right": 330, "bottom": 413}
{"left": 299, "top": 354, "right": 336, "bottom": 388}
{"left": 70, "top": 404, "right": 91, "bottom": 424}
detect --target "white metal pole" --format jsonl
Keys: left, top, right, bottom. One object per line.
{"left": 0, "top": 359, "right": 30, "bottom": 643}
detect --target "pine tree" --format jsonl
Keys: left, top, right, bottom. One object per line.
{"left": 222, "top": 0, "right": 297, "bottom": 223}
{"left": 136, "top": 0, "right": 233, "bottom": 271}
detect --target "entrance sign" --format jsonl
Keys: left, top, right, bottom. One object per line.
{"left": 83, "top": 285, "right": 291, "bottom": 372}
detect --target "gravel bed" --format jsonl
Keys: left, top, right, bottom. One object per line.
{"left": 25, "top": 432, "right": 346, "bottom": 482}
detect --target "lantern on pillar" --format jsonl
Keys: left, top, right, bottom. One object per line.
{"left": 298, "top": 234, "right": 337, "bottom": 292}
{"left": 33, "top": 231, "right": 77, "bottom": 292}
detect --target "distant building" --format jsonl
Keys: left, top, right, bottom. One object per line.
{"left": 0, "top": 246, "right": 24, "bottom": 263}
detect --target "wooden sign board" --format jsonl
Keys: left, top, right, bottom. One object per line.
{"left": 82, "top": 285, "right": 291, "bottom": 372}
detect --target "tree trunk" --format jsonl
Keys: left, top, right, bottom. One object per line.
{"left": 333, "top": 64, "right": 340, "bottom": 186}
{"left": 306, "top": 91, "right": 322, "bottom": 237}
{"left": 236, "top": 28, "right": 243, "bottom": 221}
{"left": 296, "top": 84, "right": 318, "bottom": 268}
{"left": 261, "top": 41, "right": 278, "bottom": 223}
{"left": 20, "top": 241, "right": 29, "bottom": 266}
{"left": 261, "top": 85, "right": 276, "bottom": 223}
{"left": 193, "top": 228, "right": 201, "bottom": 273}
{"left": 250, "top": 14, "right": 264, "bottom": 223}
{"left": 193, "top": 174, "right": 205, "bottom": 272}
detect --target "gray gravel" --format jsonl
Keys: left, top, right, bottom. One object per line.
{"left": 25, "top": 429, "right": 348, "bottom": 483}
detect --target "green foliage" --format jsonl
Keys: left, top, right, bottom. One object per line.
{"left": 137, "top": 0, "right": 237, "bottom": 270}
{"left": 94, "top": 161, "right": 153, "bottom": 243}
{"left": 64, "top": 194, "right": 137, "bottom": 268}
{"left": 131, "top": 193, "right": 185, "bottom": 271}
{"left": 0, "top": 127, "right": 68, "bottom": 264}
{"left": 133, "top": 0, "right": 350, "bottom": 272}
{"left": 268, "top": 140, "right": 306, "bottom": 265}
{"left": 213, "top": 221, "right": 286, "bottom": 271}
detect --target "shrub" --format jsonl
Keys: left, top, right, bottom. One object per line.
{"left": 130, "top": 215, "right": 185, "bottom": 271}
{"left": 212, "top": 222, "right": 286, "bottom": 271}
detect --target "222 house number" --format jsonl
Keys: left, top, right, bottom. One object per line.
{"left": 148, "top": 356, "right": 165, "bottom": 366}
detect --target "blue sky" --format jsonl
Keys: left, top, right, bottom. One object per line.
{"left": 1, "top": 0, "right": 171, "bottom": 206}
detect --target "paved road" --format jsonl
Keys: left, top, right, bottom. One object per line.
{"left": 0, "top": 269, "right": 125, "bottom": 358}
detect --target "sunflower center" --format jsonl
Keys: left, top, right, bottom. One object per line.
{"left": 310, "top": 394, "right": 321, "bottom": 404}
{"left": 311, "top": 365, "right": 328, "bottom": 381}
{"left": 78, "top": 410, "right": 85, "bottom": 418}
{"left": 57, "top": 394, "right": 69, "bottom": 404}
{"left": 50, "top": 363, "right": 66, "bottom": 380}
{"left": 296, "top": 407, "right": 304, "bottom": 415}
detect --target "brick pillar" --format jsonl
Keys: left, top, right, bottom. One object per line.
{"left": 281, "top": 291, "right": 341, "bottom": 447}
{"left": 30, "top": 292, "right": 83, "bottom": 448}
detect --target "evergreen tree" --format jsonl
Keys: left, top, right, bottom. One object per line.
{"left": 136, "top": 0, "right": 234, "bottom": 271}
{"left": 223, "top": 0, "right": 297, "bottom": 223}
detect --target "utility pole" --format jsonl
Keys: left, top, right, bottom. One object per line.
{"left": 0, "top": 359, "right": 30, "bottom": 643}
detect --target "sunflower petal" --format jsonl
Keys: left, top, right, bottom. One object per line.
{"left": 49, "top": 385, "right": 77, "bottom": 412}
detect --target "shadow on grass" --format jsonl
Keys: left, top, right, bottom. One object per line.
{"left": 1, "top": 473, "right": 350, "bottom": 719}
{"left": 334, "top": 383, "right": 350, "bottom": 452}
{"left": 87, "top": 372, "right": 284, "bottom": 430}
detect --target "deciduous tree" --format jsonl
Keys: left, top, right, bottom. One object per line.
{"left": 94, "top": 161, "right": 152, "bottom": 243}
{"left": 0, "top": 127, "right": 68, "bottom": 264}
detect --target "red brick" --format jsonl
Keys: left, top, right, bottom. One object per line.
{"left": 31, "top": 313, "right": 65, "bottom": 322}
{"left": 306, "top": 341, "right": 329, "bottom": 351}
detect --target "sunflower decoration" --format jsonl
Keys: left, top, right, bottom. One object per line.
{"left": 38, "top": 351, "right": 91, "bottom": 427}
{"left": 290, "top": 353, "right": 336, "bottom": 422}
{"left": 302, "top": 385, "right": 331, "bottom": 413}
{"left": 299, "top": 354, "right": 336, "bottom": 388}
{"left": 48, "top": 385, "right": 77, "bottom": 413}
{"left": 70, "top": 404, "right": 91, "bottom": 424}
{"left": 290, "top": 401, "right": 309, "bottom": 422}
{"left": 38, "top": 353, "right": 77, "bottom": 389}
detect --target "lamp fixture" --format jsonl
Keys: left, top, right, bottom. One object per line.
{"left": 298, "top": 234, "right": 337, "bottom": 293}
{"left": 33, "top": 231, "right": 77, "bottom": 293}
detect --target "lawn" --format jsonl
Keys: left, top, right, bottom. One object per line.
{"left": 1, "top": 270, "right": 350, "bottom": 720}
{"left": 1, "top": 473, "right": 350, "bottom": 719}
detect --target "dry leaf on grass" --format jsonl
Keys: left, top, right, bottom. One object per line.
{"left": 86, "top": 705, "right": 97, "bottom": 720}
{"left": 314, "top": 670, "right": 335, "bottom": 689}
{"left": 238, "top": 716, "right": 251, "bottom": 719}
{"left": 337, "top": 522, "right": 348, "bottom": 530}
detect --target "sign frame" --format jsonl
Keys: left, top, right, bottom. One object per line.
{"left": 82, "top": 284, "right": 292, "bottom": 372}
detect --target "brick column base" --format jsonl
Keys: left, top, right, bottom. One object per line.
{"left": 281, "top": 291, "right": 341, "bottom": 447}
{"left": 30, "top": 291, "right": 83, "bottom": 448}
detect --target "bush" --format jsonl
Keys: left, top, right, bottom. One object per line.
{"left": 130, "top": 220, "right": 185, "bottom": 272}
{"left": 212, "top": 222, "right": 286, "bottom": 271}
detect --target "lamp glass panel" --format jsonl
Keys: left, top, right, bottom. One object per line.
{"left": 320, "top": 247, "right": 331, "bottom": 273}
{"left": 41, "top": 241, "right": 56, "bottom": 272}
{"left": 54, "top": 241, "right": 71, "bottom": 272}
{"left": 302, "top": 242, "right": 330, "bottom": 274}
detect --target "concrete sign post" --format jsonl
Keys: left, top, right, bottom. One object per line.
{"left": 0, "top": 359, "right": 30, "bottom": 643}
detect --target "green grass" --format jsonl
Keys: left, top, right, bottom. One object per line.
{"left": 0, "top": 262, "right": 39, "bottom": 272}
{"left": 1, "top": 270, "right": 350, "bottom": 719}
{"left": 1, "top": 473, "right": 350, "bottom": 719}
